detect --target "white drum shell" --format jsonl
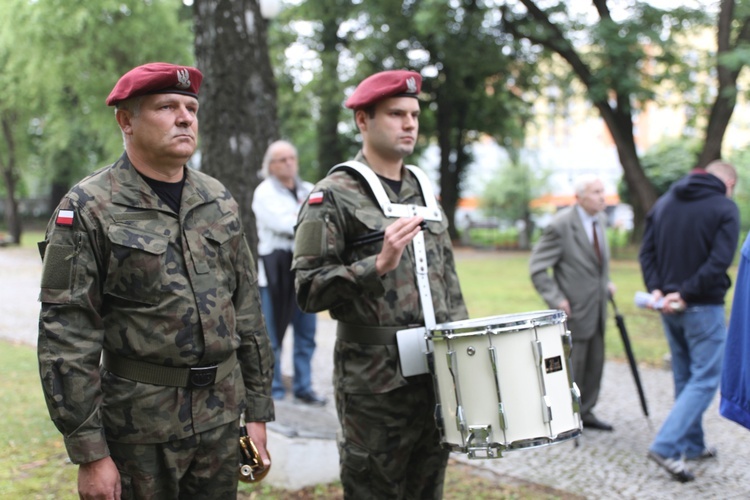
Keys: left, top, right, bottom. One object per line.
{"left": 429, "top": 311, "right": 581, "bottom": 456}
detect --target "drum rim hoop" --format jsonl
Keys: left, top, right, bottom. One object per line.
{"left": 430, "top": 310, "right": 565, "bottom": 337}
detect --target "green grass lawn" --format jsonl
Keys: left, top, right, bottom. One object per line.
{"left": 455, "top": 249, "right": 737, "bottom": 367}
{"left": 2, "top": 243, "right": 736, "bottom": 498}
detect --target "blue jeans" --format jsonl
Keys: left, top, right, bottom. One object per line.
{"left": 650, "top": 305, "right": 726, "bottom": 460}
{"left": 259, "top": 287, "right": 317, "bottom": 399}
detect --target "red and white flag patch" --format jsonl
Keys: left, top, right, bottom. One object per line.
{"left": 56, "top": 209, "right": 75, "bottom": 226}
{"left": 308, "top": 191, "right": 325, "bottom": 205}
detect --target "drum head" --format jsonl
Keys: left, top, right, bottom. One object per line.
{"left": 430, "top": 310, "right": 565, "bottom": 338}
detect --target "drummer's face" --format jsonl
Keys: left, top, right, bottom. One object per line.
{"left": 578, "top": 180, "right": 606, "bottom": 215}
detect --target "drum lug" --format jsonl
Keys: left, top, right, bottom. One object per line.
{"left": 434, "top": 404, "right": 444, "bottom": 432}
{"left": 467, "top": 425, "right": 500, "bottom": 459}
{"left": 570, "top": 382, "right": 582, "bottom": 415}
{"left": 562, "top": 331, "right": 573, "bottom": 356}
{"left": 542, "top": 395, "right": 552, "bottom": 423}
{"left": 532, "top": 340, "right": 553, "bottom": 426}
{"left": 488, "top": 346, "right": 508, "bottom": 432}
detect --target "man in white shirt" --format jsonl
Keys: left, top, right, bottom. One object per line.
{"left": 252, "top": 140, "right": 326, "bottom": 406}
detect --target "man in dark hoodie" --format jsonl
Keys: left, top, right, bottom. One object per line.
{"left": 639, "top": 160, "right": 739, "bottom": 483}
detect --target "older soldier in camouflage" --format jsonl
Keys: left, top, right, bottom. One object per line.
{"left": 37, "top": 63, "right": 273, "bottom": 499}
{"left": 293, "top": 70, "right": 467, "bottom": 499}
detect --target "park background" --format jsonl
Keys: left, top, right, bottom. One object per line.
{"left": 1, "top": 0, "right": 750, "bottom": 498}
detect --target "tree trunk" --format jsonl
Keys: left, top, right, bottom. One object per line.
{"left": 696, "top": 0, "right": 749, "bottom": 168}
{"left": 436, "top": 102, "right": 461, "bottom": 241}
{"left": 593, "top": 101, "right": 658, "bottom": 241}
{"left": 193, "top": 0, "right": 279, "bottom": 258}
{"left": 1, "top": 115, "right": 22, "bottom": 244}
{"left": 316, "top": 16, "right": 345, "bottom": 178}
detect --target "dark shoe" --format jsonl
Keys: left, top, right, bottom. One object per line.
{"left": 294, "top": 392, "right": 327, "bottom": 407}
{"left": 686, "top": 446, "right": 717, "bottom": 461}
{"left": 582, "top": 416, "right": 614, "bottom": 431}
{"left": 648, "top": 450, "right": 695, "bottom": 482}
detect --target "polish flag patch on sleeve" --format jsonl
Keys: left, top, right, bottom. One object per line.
{"left": 308, "top": 191, "right": 325, "bottom": 205}
{"left": 55, "top": 209, "right": 75, "bottom": 226}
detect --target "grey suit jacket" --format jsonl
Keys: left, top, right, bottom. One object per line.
{"left": 529, "top": 205, "right": 610, "bottom": 341}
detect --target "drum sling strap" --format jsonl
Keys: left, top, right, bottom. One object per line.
{"left": 329, "top": 161, "right": 440, "bottom": 375}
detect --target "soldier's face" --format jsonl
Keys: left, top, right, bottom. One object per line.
{"left": 124, "top": 93, "right": 199, "bottom": 165}
{"left": 359, "top": 97, "right": 420, "bottom": 160}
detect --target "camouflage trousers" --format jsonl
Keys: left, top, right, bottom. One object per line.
{"left": 336, "top": 376, "right": 449, "bottom": 499}
{"left": 108, "top": 419, "right": 240, "bottom": 499}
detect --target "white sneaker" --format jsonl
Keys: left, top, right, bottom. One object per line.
{"left": 647, "top": 450, "right": 695, "bottom": 482}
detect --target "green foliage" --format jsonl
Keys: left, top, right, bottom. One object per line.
{"left": 726, "top": 146, "right": 750, "bottom": 232}
{"left": 270, "top": 0, "right": 533, "bottom": 202}
{"left": 1, "top": 0, "right": 193, "bottom": 198}
{"left": 620, "top": 136, "right": 702, "bottom": 203}
{"left": 481, "top": 161, "right": 549, "bottom": 223}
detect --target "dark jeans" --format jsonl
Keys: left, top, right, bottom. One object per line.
{"left": 260, "top": 286, "right": 317, "bottom": 399}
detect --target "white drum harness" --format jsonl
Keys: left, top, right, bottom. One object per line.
{"left": 328, "top": 161, "right": 442, "bottom": 331}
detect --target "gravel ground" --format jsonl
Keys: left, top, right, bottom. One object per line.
{"left": 5, "top": 246, "right": 749, "bottom": 499}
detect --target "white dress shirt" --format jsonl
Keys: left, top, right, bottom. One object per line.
{"left": 252, "top": 175, "right": 313, "bottom": 286}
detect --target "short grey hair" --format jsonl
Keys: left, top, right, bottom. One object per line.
{"left": 260, "top": 140, "right": 297, "bottom": 179}
{"left": 573, "top": 174, "right": 602, "bottom": 197}
{"left": 114, "top": 96, "right": 144, "bottom": 117}
{"left": 115, "top": 96, "right": 145, "bottom": 148}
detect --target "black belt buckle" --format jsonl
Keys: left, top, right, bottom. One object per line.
{"left": 189, "top": 365, "right": 218, "bottom": 388}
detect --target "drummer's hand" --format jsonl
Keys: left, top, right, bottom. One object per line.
{"left": 557, "top": 299, "right": 571, "bottom": 317}
{"left": 375, "top": 216, "right": 423, "bottom": 276}
{"left": 245, "top": 422, "right": 271, "bottom": 469}
{"left": 661, "top": 292, "right": 685, "bottom": 315}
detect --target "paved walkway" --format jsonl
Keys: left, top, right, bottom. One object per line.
{"left": 4, "top": 246, "right": 749, "bottom": 499}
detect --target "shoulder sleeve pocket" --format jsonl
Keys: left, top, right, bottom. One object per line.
{"left": 40, "top": 244, "right": 76, "bottom": 290}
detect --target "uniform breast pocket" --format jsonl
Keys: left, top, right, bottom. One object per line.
{"left": 202, "top": 218, "right": 241, "bottom": 295}
{"left": 349, "top": 208, "right": 387, "bottom": 259}
{"left": 104, "top": 226, "right": 168, "bottom": 306}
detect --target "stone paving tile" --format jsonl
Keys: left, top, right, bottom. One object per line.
{"left": 5, "top": 247, "right": 749, "bottom": 499}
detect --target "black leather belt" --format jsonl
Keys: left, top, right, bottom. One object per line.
{"left": 102, "top": 350, "right": 237, "bottom": 388}
{"left": 336, "top": 322, "right": 403, "bottom": 345}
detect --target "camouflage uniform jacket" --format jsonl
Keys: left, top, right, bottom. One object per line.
{"left": 292, "top": 153, "right": 468, "bottom": 395}
{"left": 38, "top": 153, "right": 274, "bottom": 465}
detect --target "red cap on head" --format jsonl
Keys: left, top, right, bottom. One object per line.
{"left": 345, "top": 70, "right": 422, "bottom": 110}
{"left": 106, "top": 62, "right": 203, "bottom": 106}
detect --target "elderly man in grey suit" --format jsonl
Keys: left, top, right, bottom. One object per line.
{"left": 529, "top": 174, "right": 616, "bottom": 431}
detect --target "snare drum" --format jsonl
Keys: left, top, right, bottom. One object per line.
{"left": 427, "top": 310, "right": 581, "bottom": 458}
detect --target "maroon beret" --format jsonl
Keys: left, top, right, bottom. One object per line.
{"left": 345, "top": 70, "right": 422, "bottom": 109}
{"left": 106, "top": 62, "right": 203, "bottom": 106}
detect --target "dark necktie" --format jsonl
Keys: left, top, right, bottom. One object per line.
{"left": 592, "top": 220, "right": 602, "bottom": 264}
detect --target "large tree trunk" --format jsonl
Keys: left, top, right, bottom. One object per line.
{"left": 1, "top": 115, "right": 22, "bottom": 244}
{"left": 436, "top": 102, "right": 461, "bottom": 241}
{"left": 696, "top": 0, "right": 750, "bottom": 168}
{"left": 316, "top": 15, "right": 345, "bottom": 178}
{"left": 193, "top": 0, "right": 279, "bottom": 257}
{"left": 593, "top": 100, "right": 658, "bottom": 241}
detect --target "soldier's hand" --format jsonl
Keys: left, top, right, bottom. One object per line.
{"left": 375, "top": 216, "right": 423, "bottom": 276}
{"left": 78, "top": 456, "right": 121, "bottom": 500}
{"left": 246, "top": 421, "right": 271, "bottom": 469}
